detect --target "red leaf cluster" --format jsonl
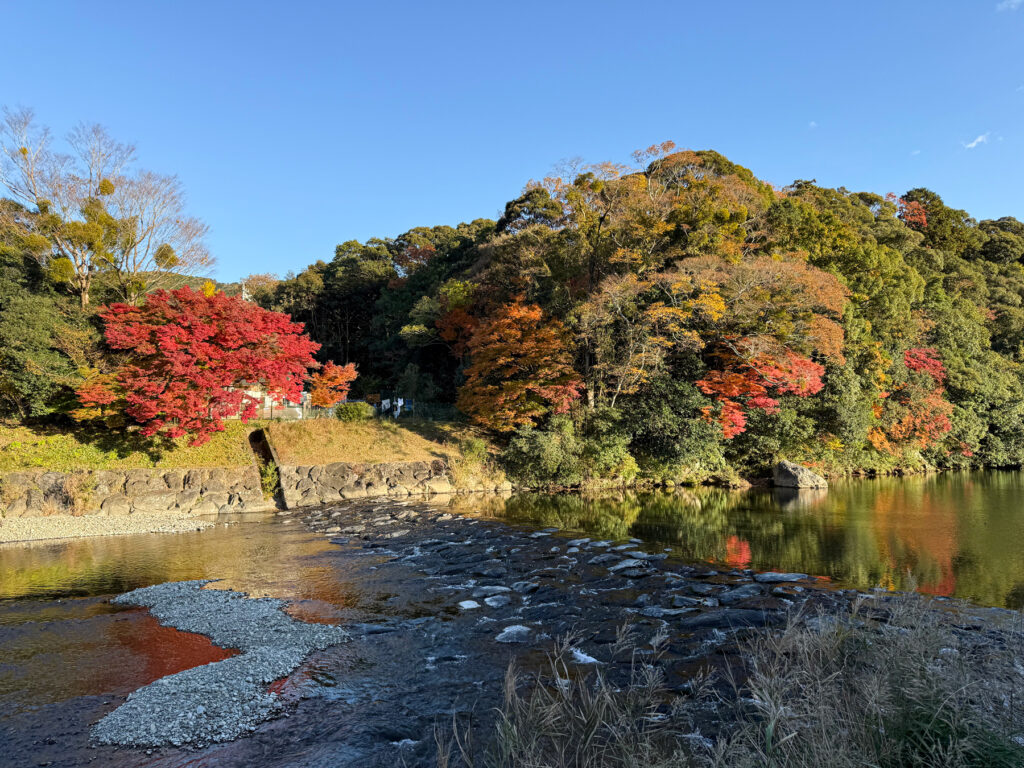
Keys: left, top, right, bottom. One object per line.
{"left": 886, "top": 193, "right": 928, "bottom": 229}
{"left": 697, "top": 349, "right": 824, "bottom": 439}
{"left": 904, "top": 347, "right": 946, "bottom": 384}
{"left": 77, "top": 286, "right": 319, "bottom": 445}
{"left": 869, "top": 348, "right": 953, "bottom": 454}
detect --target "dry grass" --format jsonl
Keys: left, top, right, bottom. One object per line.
{"left": 457, "top": 597, "right": 1024, "bottom": 768}
{"left": 713, "top": 595, "right": 1024, "bottom": 768}
{"left": 0, "top": 421, "right": 258, "bottom": 472}
{"left": 266, "top": 419, "right": 465, "bottom": 466}
{"left": 437, "top": 629, "right": 710, "bottom": 768}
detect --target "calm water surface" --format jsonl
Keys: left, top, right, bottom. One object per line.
{"left": 2, "top": 472, "right": 1023, "bottom": 612}
{"left": 472, "top": 471, "right": 1024, "bottom": 609}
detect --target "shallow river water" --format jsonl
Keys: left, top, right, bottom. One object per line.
{"left": 482, "top": 471, "right": 1024, "bottom": 609}
{"left": 1, "top": 471, "right": 1022, "bottom": 765}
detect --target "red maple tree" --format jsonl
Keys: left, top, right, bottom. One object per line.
{"left": 309, "top": 362, "right": 358, "bottom": 407}
{"left": 77, "top": 286, "right": 320, "bottom": 445}
{"left": 697, "top": 348, "right": 825, "bottom": 439}
{"left": 886, "top": 192, "right": 928, "bottom": 229}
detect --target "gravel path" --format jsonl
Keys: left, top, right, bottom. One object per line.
{"left": 0, "top": 513, "right": 216, "bottom": 544}
{"left": 91, "top": 580, "right": 349, "bottom": 748}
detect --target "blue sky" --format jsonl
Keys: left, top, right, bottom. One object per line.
{"left": 2, "top": 1, "right": 1022, "bottom": 281}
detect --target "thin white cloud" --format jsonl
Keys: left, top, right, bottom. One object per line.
{"left": 997, "top": 0, "right": 1022, "bottom": 10}
{"left": 808, "top": 120, "right": 818, "bottom": 129}
{"left": 911, "top": 149, "right": 921, "bottom": 156}
{"left": 963, "top": 132, "right": 991, "bottom": 149}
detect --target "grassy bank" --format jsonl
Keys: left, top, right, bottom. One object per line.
{"left": 0, "top": 422, "right": 259, "bottom": 473}
{"left": 267, "top": 419, "right": 491, "bottom": 464}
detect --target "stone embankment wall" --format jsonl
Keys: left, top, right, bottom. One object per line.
{"left": 278, "top": 460, "right": 512, "bottom": 509}
{"left": 0, "top": 466, "right": 271, "bottom": 518}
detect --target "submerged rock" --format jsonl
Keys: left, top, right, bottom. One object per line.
{"left": 754, "top": 572, "right": 808, "bottom": 583}
{"left": 495, "top": 625, "right": 533, "bottom": 643}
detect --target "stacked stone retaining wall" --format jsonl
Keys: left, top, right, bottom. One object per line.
{"left": 0, "top": 466, "right": 270, "bottom": 518}
{"left": 278, "top": 460, "right": 511, "bottom": 509}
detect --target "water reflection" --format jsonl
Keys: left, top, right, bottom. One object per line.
{"left": 0, "top": 516, "right": 365, "bottom": 716}
{"left": 447, "top": 471, "right": 1024, "bottom": 609}
{"left": 0, "top": 514, "right": 351, "bottom": 608}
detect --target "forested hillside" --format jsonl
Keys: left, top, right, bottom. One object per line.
{"left": 250, "top": 143, "right": 1024, "bottom": 481}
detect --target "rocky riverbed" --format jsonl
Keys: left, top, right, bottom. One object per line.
{"left": 4, "top": 494, "right": 1016, "bottom": 767}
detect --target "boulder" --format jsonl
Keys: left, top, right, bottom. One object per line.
{"left": 124, "top": 469, "right": 167, "bottom": 496}
{"left": 183, "top": 469, "right": 206, "bottom": 491}
{"left": 162, "top": 470, "right": 186, "bottom": 492}
{"left": 101, "top": 494, "right": 133, "bottom": 516}
{"left": 423, "top": 476, "right": 453, "bottom": 495}
{"left": 199, "top": 491, "right": 230, "bottom": 510}
{"left": 131, "top": 491, "right": 179, "bottom": 514}
{"left": 773, "top": 460, "right": 828, "bottom": 489}
{"left": 91, "top": 470, "right": 127, "bottom": 497}
{"left": 203, "top": 469, "right": 230, "bottom": 493}
{"left": 175, "top": 490, "right": 201, "bottom": 510}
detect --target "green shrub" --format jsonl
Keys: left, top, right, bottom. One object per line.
{"left": 502, "top": 415, "right": 583, "bottom": 487}
{"left": 581, "top": 407, "right": 638, "bottom": 483}
{"left": 459, "top": 436, "right": 490, "bottom": 464}
{"left": 258, "top": 460, "right": 280, "bottom": 499}
{"left": 334, "top": 401, "right": 376, "bottom": 422}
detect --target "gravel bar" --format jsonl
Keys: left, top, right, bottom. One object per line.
{"left": 0, "top": 513, "right": 216, "bottom": 544}
{"left": 91, "top": 580, "right": 349, "bottom": 748}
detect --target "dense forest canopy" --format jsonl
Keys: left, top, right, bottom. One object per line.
{"left": 5, "top": 138, "right": 1024, "bottom": 481}
{"left": 245, "top": 143, "right": 1024, "bottom": 480}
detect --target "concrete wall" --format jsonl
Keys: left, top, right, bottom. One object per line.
{"left": 0, "top": 466, "right": 272, "bottom": 518}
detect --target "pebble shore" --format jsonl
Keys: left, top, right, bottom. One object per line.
{"left": 92, "top": 580, "right": 349, "bottom": 748}
{"left": 0, "top": 513, "right": 215, "bottom": 544}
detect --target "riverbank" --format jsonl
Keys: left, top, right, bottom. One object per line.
{"left": 0, "top": 512, "right": 220, "bottom": 544}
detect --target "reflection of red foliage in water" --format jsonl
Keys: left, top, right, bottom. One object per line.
{"left": 870, "top": 487, "right": 958, "bottom": 598}
{"left": 268, "top": 676, "right": 291, "bottom": 695}
{"left": 124, "top": 612, "right": 238, "bottom": 684}
{"left": 725, "top": 536, "right": 752, "bottom": 569}
{"left": 919, "top": 570, "right": 957, "bottom": 598}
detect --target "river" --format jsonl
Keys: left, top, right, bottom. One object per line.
{"left": 1, "top": 471, "right": 1022, "bottom": 765}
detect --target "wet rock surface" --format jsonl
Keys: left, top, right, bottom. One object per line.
{"left": 0, "top": 498, "right": 898, "bottom": 767}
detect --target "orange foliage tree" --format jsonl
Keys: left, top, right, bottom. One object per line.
{"left": 456, "top": 301, "right": 583, "bottom": 432}
{"left": 309, "top": 362, "right": 358, "bottom": 407}
{"left": 868, "top": 348, "right": 953, "bottom": 454}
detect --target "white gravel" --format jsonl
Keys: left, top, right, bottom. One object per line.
{"left": 0, "top": 513, "right": 215, "bottom": 544}
{"left": 92, "top": 580, "right": 349, "bottom": 748}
